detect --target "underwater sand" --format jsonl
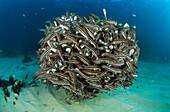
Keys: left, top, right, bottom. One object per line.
{"left": 0, "top": 56, "right": 170, "bottom": 112}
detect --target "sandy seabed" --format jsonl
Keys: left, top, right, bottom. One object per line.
{"left": 0, "top": 56, "right": 170, "bottom": 112}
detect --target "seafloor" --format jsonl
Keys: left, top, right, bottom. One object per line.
{"left": 0, "top": 56, "right": 169, "bottom": 112}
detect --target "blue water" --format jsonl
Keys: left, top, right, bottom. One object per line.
{"left": 0, "top": 0, "right": 170, "bottom": 112}
{"left": 0, "top": 0, "right": 170, "bottom": 61}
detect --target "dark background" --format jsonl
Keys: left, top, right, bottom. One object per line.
{"left": 0, "top": 0, "right": 170, "bottom": 62}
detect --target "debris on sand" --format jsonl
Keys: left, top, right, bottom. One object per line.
{"left": 0, "top": 50, "right": 18, "bottom": 58}
{"left": 0, "top": 76, "right": 26, "bottom": 103}
{"left": 22, "top": 55, "right": 33, "bottom": 63}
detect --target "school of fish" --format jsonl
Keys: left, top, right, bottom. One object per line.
{"left": 34, "top": 9, "right": 140, "bottom": 103}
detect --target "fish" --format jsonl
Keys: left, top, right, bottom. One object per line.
{"left": 56, "top": 17, "right": 64, "bottom": 23}
{"left": 102, "top": 65, "right": 122, "bottom": 73}
{"left": 125, "top": 59, "right": 136, "bottom": 73}
{"left": 45, "top": 21, "right": 53, "bottom": 26}
{"left": 102, "top": 20, "right": 117, "bottom": 25}
{"left": 110, "top": 25, "right": 117, "bottom": 31}
{"left": 132, "top": 60, "right": 138, "bottom": 69}
{"left": 47, "top": 40, "right": 53, "bottom": 48}
{"left": 70, "top": 53, "right": 90, "bottom": 65}
{"left": 105, "top": 85, "right": 116, "bottom": 91}
{"left": 90, "top": 13, "right": 100, "bottom": 20}
{"left": 40, "top": 29, "right": 46, "bottom": 32}
{"left": 77, "top": 15, "right": 83, "bottom": 22}
{"left": 111, "top": 38, "right": 135, "bottom": 45}
{"left": 117, "top": 44, "right": 127, "bottom": 51}
{"left": 70, "top": 34, "right": 86, "bottom": 39}
{"left": 110, "top": 61, "right": 125, "bottom": 67}
{"left": 91, "top": 86, "right": 110, "bottom": 93}
{"left": 95, "top": 32, "right": 101, "bottom": 41}
{"left": 86, "top": 35, "right": 97, "bottom": 48}
{"left": 98, "top": 38, "right": 108, "bottom": 46}
{"left": 53, "top": 21, "right": 57, "bottom": 26}
{"left": 93, "top": 58, "right": 124, "bottom": 66}
{"left": 65, "top": 70, "right": 78, "bottom": 89}
{"left": 49, "top": 80, "right": 70, "bottom": 85}
{"left": 49, "top": 53, "right": 68, "bottom": 58}
{"left": 123, "top": 23, "right": 129, "bottom": 28}
{"left": 84, "top": 23, "right": 102, "bottom": 31}
{"left": 98, "top": 69, "right": 108, "bottom": 77}
{"left": 83, "top": 65, "right": 100, "bottom": 70}
{"left": 96, "top": 45, "right": 106, "bottom": 50}
{"left": 76, "top": 26, "right": 89, "bottom": 39}
{"left": 66, "top": 7, "right": 70, "bottom": 18}
{"left": 100, "top": 24, "right": 111, "bottom": 29}
{"left": 59, "top": 24, "right": 69, "bottom": 30}
{"left": 76, "top": 26, "right": 97, "bottom": 48}
{"left": 80, "top": 42, "right": 98, "bottom": 59}
{"left": 56, "top": 47, "right": 65, "bottom": 65}
{"left": 73, "top": 68, "right": 99, "bottom": 81}
{"left": 38, "top": 48, "right": 51, "bottom": 64}
{"left": 66, "top": 59, "right": 80, "bottom": 64}
{"left": 83, "top": 17, "right": 89, "bottom": 23}
{"left": 103, "top": 8, "right": 107, "bottom": 20}
{"left": 121, "top": 30, "right": 127, "bottom": 39}
{"left": 51, "top": 72, "right": 69, "bottom": 80}
{"left": 64, "top": 85, "right": 84, "bottom": 97}
{"left": 41, "top": 32, "right": 54, "bottom": 46}
{"left": 76, "top": 64, "right": 84, "bottom": 69}
{"left": 35, "top": 73, "right": 51, "bottom": 80}
{"left": 101, "top": 53, "right": 127, "bottom": 59}
{"left": 132, "top": 14, "right": 136, "bottom": 17}
{"left": 43, "top": 25, "right": 51, "bottom": 35}
{"left": 136, "top": 47, "right": 140, "bottom": 57}
{"left": 62, "top": 34, "right": 78, "bottom": 44}
{"left": 87, "top": 81, "right": 102, "bottom": 88}
{"left": 82, "top": 70, "right": 97, "bottom": 75}
{"left": 58, "top": 39, "right": 72, "bottom": 45}
{"left": 52, "top": 32, "right": 61, "bottom": 42}
{"left": 88, "top": 16, "right": 95, "bottom": 23}
{"left": 115, "top": 82, "right": 125, "bottom": 90}
{"left": 84, "top": 26, "right": 95, "bottom": 40}
{"left": 38, "top": 38, "right": 44, "bottom": 45}
{"left": 53, "top": 26, "right": 62, "bottom": 33}
{"left": 93, "top": 58, "right": 113, "bottom": 64}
